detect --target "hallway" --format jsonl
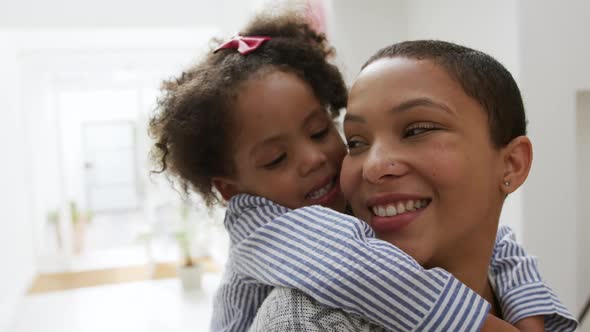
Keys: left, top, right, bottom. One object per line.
{"left": 7, "top": 274, "right": 221, "bottom": 332}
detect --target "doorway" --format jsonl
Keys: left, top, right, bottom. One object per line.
{"left": 576, "top": 91, "right": 590, "bottom": 314}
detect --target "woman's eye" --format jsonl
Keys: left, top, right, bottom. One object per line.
{"left": 403, "top": 123, "right": 439, "bottom": 138}
{"left": 346, "top": 138, "right": 367, "bottom": 151}
{"left": 311, "top": 126, "right": 330, "bottom": 140}
{"left": 262, "top": 153, "right": 286, "bottom": 169}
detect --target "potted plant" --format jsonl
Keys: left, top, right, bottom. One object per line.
{"left": 70, "top": 201, "right": 93, "bottom": 254}
{"left": 46, "top": 209, "right": 63, "bottom": 250}
{"left": 174, "top": 199, "right": 204, "bottom": 291}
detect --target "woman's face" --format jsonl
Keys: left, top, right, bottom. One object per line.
{"left": 221, "top": 70, "right": 348, "bottom": 212}
{"left": 340, "top": 58, "right": 505, "bottom": 267}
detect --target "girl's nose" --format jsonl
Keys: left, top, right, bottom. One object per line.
{"left": 298, "top": 143, "right": 328, "bottom": 176}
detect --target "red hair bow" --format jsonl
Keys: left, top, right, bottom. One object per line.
{"left": 214, "top": 36, "right": 272, "bottom": 55}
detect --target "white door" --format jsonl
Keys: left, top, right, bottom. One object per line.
{"left": 82, "top": 121, "right": 139, "bottom": 212}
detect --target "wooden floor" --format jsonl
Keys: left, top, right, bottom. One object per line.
{"left": 28, "top": 257, "right": 218, "bottom": 294}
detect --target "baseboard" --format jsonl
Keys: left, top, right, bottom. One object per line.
{"left": 28, "top": 257, "right": 218, "bottom": 294}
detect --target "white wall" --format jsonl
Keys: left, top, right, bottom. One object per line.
{"left": 327, "top": 0, "right": 408, "bottom": 84}
{"left": 519, "top": 0, "right": 590, "bottom": 313}
{"left": 407, "top": 0, "right": 520, "bottom": 75}
{"left": 0, "top": 35, "right": 37, "bottom": 330}
{"left": 0, "top": 0, "right": 255, "bottom": 34}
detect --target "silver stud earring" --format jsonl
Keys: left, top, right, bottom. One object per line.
{"left": 504, "top": 181, "right": 510, "bottom": 186}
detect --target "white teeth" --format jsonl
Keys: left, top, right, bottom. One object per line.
{"left": 396, "top": 202, "right": 406, "bottom": 214}
{"left": 307, "top": 181, "right": 334, "bottom": 200}
{"left": 372, "top": 199, "right": 429, "bottom": 217}
{"left": 386, "top": 205, "right": 397, "bottom": 216}
{"left": 373, "top": 205, "right": 397, "bottom": 217}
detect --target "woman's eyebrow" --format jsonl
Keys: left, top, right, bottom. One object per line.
{"left": 391, "top": 98, "right": 455, "bottom": 115}
{"left": 344, "top": 98, "right": 455, "bottom": 124}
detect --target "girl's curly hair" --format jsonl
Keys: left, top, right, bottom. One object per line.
{"left": 148, "top": 11, "right": 348, "bottom": 207}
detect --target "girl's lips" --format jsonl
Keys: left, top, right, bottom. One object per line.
{"left": 307, "top": 177, "right": 341, "bottom": 206}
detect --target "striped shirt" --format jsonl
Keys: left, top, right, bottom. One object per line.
{"left": 210, "top": 194, "right": 577, "bottom": 331}
{"left": 489, "top": 227, "right": 577, "bottom": 331}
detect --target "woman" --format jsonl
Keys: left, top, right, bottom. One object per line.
{"left": 248, "top": 40, "right": 576, "bottom": 332}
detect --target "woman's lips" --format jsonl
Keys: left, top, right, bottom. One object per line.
{"left": 371, "top": 209, "right": 421, "bottom": 232}
{"left": 366, "top": 193, "right": 431, "bottom": 233}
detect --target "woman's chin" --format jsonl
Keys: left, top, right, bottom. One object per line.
{"left": 379, "top": 234, "right": 432, "bottom": 265}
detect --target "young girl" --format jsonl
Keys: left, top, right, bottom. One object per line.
{"left": 149, "top": 11, "right": 570, "bottom": 332}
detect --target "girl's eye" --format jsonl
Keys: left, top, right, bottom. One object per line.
{"left": 403, "top": 123, "right": 440, "bottom": 138}
{"left": 262, "top": 153, "right": 286, "bottom": 169}
{"left": 311, "top": 126, "right": 330, "bottom": 140}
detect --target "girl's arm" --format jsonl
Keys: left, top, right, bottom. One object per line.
{"left": 480, "top": 316, "right": 520, "bottom": 332}
{"left": 513, "top": 316, "right": 544, "bottom": 332}
{"left": 231, "top": 205, "right": 490, "bottom": 331}
{"left": 489, "top": 226, "right": 577, "bottom": 331}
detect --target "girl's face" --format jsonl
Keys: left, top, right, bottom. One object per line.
{"left": 341, "top": 58, "right": 506, "bottom": 267}
{"left": 219, "top": 70, "right": 347, "bottom": 212}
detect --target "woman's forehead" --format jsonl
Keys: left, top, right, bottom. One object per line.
{"left": 349, "top": 58, "right": 468, "bottom": 114}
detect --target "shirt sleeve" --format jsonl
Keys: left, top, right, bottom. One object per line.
{"left": 230, "top": 205, "right": 490, "bottom": 332}
{"left": 211, "top": 195, "right": 293, "bottom": 332}
{"left": 489, "top": 226, "right": 578, "bottom": 331}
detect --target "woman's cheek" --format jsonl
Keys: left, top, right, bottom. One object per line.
{"left": 340, "top": 156, "right": 362, "bottom": 202}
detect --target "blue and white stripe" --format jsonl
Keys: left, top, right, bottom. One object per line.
{"left": 210, "top": 193, "right": 577, "bottom": 332}
{"left": 232, "top": 206, "right": 482, "bottom": 331}
{"left": 489, "top": 227, "right": 577, "bottom": 331}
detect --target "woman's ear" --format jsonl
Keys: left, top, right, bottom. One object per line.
{"left": 213, "top": 177, "right": 240, "bottom": 201}
{"left": 501, "top": 136, "right": 533, "bottom": 194}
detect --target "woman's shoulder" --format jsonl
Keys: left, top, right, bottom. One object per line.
{"left": 248, "top": 287, "right": 383, "bottom": 332}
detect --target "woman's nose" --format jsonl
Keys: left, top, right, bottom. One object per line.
{"left": 362, "top": 146, "right": 409, "bottom": 184}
